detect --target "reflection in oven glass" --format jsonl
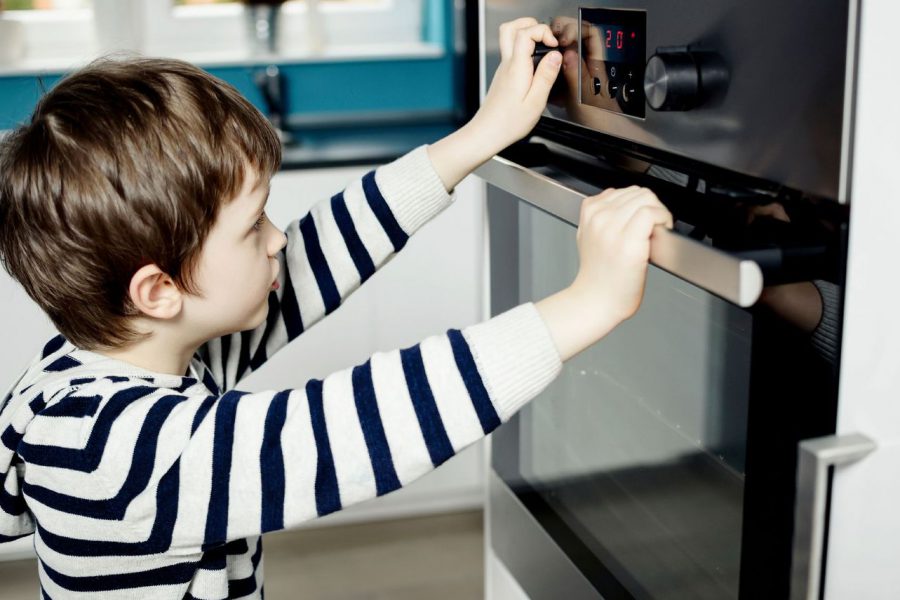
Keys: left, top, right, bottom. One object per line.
{"left": 516, "top": 203, "right": 749, "bottom": 599}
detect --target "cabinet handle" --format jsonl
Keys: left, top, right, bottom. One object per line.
{"left": 790, "top": 433, "right": 876, "bottom": 600}
{"left": 476, "top": 155, "right": 764, "bottom": 307}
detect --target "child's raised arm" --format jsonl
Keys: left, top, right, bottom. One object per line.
{"left": 428, "top": 18, "right": 562, "bottom": 191}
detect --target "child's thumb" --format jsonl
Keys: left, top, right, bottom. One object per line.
{"left": 526, "top": 51, "right": 562, "bottom": 107}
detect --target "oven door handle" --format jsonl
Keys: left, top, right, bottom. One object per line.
{"left": 790, "top": 433, "right": 876, "bottom": 600}
{"left": 475, "top": 155, "right": 764, "bottom": 307}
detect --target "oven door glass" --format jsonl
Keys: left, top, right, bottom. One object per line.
{"left": 494, "top": 201, "right": 752, "bottom": 600}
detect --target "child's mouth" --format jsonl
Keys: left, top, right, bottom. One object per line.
{"left": 271, "top": 280, "right": 280, "bottom": 291}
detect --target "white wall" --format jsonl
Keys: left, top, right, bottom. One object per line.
{"left": 0, "top": 165, "right": 488, "bottom": 559}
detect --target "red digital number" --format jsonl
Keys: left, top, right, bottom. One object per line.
{"left": 606, "top": 29, "right": 612, "bottom": 48}
{"left": 616, "top": 30, "right": 624, "bottom": 49}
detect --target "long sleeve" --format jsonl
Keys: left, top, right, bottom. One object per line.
{"left": 200, "top": 146, "right": 453, "bottom": 391}
{"left": 20, "top": 304, "right": 562, "bottom": 562}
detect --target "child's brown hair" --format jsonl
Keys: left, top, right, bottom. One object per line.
{"left": 0, "top": 57, "right": 281, "bottom": 349}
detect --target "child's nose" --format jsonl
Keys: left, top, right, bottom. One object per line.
{"left": 270, "top": 228, "right": 287, "bottom": 255}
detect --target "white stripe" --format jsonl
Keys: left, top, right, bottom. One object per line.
{"left": 285, "top": 220, "right": 327, "bottom": 328}
{"left": 173, "top": 399, "right": 217, "bottom": 549}
{"left": 225, "top": 396, "right": 268, "bottom": 541}
{"left": 281, "top": 390, "right": 319, "bottom": 527}
{"left": 25, "top": 396, "right": 156, "bottom": 503}
{"left": 189, "top": 564, "right": 229, "bottom": 599}
{"left": 322, "top": 368, "right": 376, "bottom": 508}
{"left": 370, "top": 350, "right": 432, "bottom": 486}
{"left": 310, "top": 197, "right": 360, "bottom": 297}
{"left": 419, "top": 335, "right": 484, "bottom": 452}
{"left": 33, "top": 530, "right": 194, "bottom": 578}
{"left": 343, "top": 177, "right": 395, "bottom": 270}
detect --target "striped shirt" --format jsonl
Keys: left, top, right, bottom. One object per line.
{"left": 0, "top": 147, "right": 562, "bottom": 599}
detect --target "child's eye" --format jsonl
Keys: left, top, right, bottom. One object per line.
{"left": 253, "top": 213, "right": 266, "bottom": 231}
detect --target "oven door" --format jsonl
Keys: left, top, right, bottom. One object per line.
{"left": 481, "top": 148, "right": 846, "bottom": 599}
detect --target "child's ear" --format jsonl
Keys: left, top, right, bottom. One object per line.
{"left": 128, "top": 264, "right": 183, "bottom": 320}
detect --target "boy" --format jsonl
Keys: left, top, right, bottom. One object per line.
{"left": 0, "top": 19, "right": 670, "bottom": 599}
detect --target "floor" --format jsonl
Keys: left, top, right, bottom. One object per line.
{"left": 0, "top": 510, "right": 484, "bottom": 599}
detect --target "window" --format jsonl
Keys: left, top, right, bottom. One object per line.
{"left": 144, "top": 0, "right": 426, "bottom": 58}
{"left": 1, "top": 0, "right": 432, "bottom": 70}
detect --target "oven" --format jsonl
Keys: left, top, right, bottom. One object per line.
{"left": 474, "top": 1, "right": 884, "bottom": 599}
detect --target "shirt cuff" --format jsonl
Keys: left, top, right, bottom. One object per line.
{"left": 374, "top": 145, "right": 454, "bottom": 235}
{"left": 462, "top": 303, "right": 563, "bottom": 421}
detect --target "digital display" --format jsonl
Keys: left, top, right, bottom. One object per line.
{"left": 579, "top": 8, "right": 647, "bottom": 118}
{"left": 596, "top": 24, "right": 641, "bottom": 63}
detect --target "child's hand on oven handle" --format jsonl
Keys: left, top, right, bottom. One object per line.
{"left": 427, "top": 18, "right": 561, "bottom": 192}
{"left": 536, "top": 186, "right": 673, "bottom": 361}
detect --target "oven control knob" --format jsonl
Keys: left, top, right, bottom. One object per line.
{"left": 643, "top": 50, "right": 728, "bottom": 111}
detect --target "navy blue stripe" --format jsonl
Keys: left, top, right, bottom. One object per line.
{"left": 279, "top": 255, "right": 305, "bottom": 341}
{"left": 225, "top": 538, "right": 249, "bottom": 555}
{"left": 249, "top": 292, "right": 281, "bottom": 370}
{"left": 306, "top": 379, "right": 341, "bottom": 516}
{"left": 203, "top": 391, "right": 245, "bottom": 549}
{"left": 17, "top": 387, "right": 156, "bottom": 470}
{"left": 0, "top": 469, "right": 26, "bottom": 515}
{"left": 400, "top": 345, "right": 454, "bottom": 467}
{"left": 41, "top": 334, "right": 65, "bottom": 358}
{"left": 299, "top": 214, "right": 341, "bottom": 315}
{"left": 227, "top": 538, "right": 263, "bottom": 598}
{"left": 43, "top": 355, "right": 81, "bottom": 372}
{"left": 69, "top": 377, "right": 95, "bottom": 386}
{"left": 40, "top": 557, "right": 198, "bottom": 592}
{"left": 191, "top": 395, "right": 218, "bottom": 434}
{"left": 351, "top": 361, "right": 401, "bottom": 496}
{"left": 219, "top": 335, "right": 231, "bottom": 390}
{"left": 260, "top": 390, "right": 289, "bottom": 532}
{"left": 41, "top": 588, "right": 52, "bottom": 600}
{"left": 0, "top": 481, "right": 26, "bottom": 516}
{"left": 0, "top": 393, "right": 45, "bottom": 455}
{"left": 36, "top": 459, "right": 181, "bottom": 556}
{"left": 361, "top": 170, "right": 408, "bottom": 251}
{"left": 200, "top": 367, "right": 220, "bottom": 396}
{"left": 1, "top": 425, "right": 21, "bottom": 452}
{"left": 28, "top": 394, "right": 45, "bottom": 414}
{"left": 0, "top": 532, "right": 30, "bottom": 543}
{"left": 39, "top": 395, "right": 102, "bottom": 419}
{"left": 198, "top": 546, "right": 227, "bottom": 570}
{"left": 173, "top": 377, "right": 195, "bottom": 393}
{"left": 447, "top": 330, "right": 502, "bottom": 433}
{"left": 331, "top": 192, "right": 376, "bottom": 282}
{"left": 23, "top": 395, "right": 187, "bottom": 518}
{"left": 236, "top": 330, "right": 252, "bottom": 383}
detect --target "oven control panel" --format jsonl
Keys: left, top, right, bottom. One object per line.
{"left": 579, "top": 8, "right": 646, "bottom": 118}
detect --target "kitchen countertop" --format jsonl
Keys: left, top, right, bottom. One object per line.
{"left": 277, "top": 118, "right": 457, "bottom": 170}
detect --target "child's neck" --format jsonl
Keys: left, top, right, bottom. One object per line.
{"left": 97, "top": 329, "right": 199, "bottom": 377}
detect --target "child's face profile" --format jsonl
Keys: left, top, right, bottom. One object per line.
{"left": 182, "top": 166, "right": 287, "bottom": 340}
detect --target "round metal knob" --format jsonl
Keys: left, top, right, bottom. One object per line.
{"left": 643, "top": 52, "right": 701, "bottom": 111}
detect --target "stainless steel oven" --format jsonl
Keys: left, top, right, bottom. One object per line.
{"left": 475, "top": 1, "right": 880, "bottom": 599}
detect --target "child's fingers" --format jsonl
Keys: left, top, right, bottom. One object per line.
{"left": 608, "top": 190, "right": 668, "bottom": 232}
{"left": 499, "top": 17, "right": 540, "bottom": 61}
{"left": 525, "top": 51, "right": 563, "bottom": 108}
{"left": 623, "top": 205, "right": 675, "bottom": 253}
{"left": 580, "top": 186, "right": 640, "bottom": 226}
{"left": 512, "top": 24, "right": 557, "bottom": 62}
